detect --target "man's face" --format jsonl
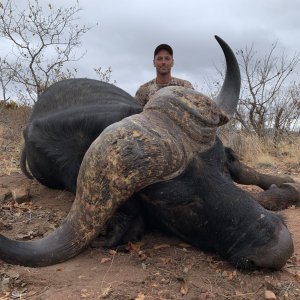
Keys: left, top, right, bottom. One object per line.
{"left": 153, "top": 50, "right": 174, "bottom": 75}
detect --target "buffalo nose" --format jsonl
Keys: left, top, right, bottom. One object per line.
{"left": 250, "top": 223, "right": 294, "bottom": 270}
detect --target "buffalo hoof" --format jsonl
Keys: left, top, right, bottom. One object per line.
{"left": 104, "top": 214, "right": 144, "bottom": 249}
{"left": 281, "top": 182, "right": 300, "bottom": 205}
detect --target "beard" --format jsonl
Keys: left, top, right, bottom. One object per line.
{"left": 157, "top": 66, "right": 171, "bottom": 75}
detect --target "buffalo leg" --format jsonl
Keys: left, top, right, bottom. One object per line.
{"left": 225, "top": 147, "right": 295, "bottom": 190}
{"left": 251, "top": 183, "right": 300, "bottom": 211}
{"left": 104, "top": 196, "right": 145, "bottom": 248}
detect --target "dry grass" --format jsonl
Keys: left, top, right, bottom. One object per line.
{"left": 0, "top": 106, "right": 299, "bottom": 176}
{"left": 220, "top": 130, "right": 300, "bottom": 168}
{"left": 277, "top": 139, "right": 300, "bottom": 164}
{"left": 0, "top": 106, "right": 31, "bottom": 175}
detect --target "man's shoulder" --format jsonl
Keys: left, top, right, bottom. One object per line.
{"left": 171, "top": 77, "right": 194, "bottom": 88}
{"left": 135, "top": 79, "right": 157, "bottom": 106}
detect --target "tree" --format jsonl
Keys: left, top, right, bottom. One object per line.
{"left": 236, "top": 43, "right": 300, "bottom": 140}
{"left": 0, "top": 56, "right": 13, "bottom": 102}
{"left": 208, "top": 42, "right": 300, "bottom": 140}
{"left": 0, "top": 0, "right": 92, "bottom": 103}
{"left": 94, "top": 66, "right": 116, "bottom": 84}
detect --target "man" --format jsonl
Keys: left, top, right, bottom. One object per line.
{"left": 135, "top": 44, "right": 194, "bottom": 106}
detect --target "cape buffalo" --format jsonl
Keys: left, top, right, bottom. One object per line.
{"left": 1, "top": 36, "right": 299, "bottom": 269}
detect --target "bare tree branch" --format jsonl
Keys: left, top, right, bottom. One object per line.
{"left": 206, "top": 42, "right": 300, "bottom": 140}
{"left": 93, "top": 66, "right": 116, "bottom": 84}
{"left": 0, "top": 0, "right": 94, "bottom": 103}
{"left": 237, "top": 43, "right": 299, "bottom": 138}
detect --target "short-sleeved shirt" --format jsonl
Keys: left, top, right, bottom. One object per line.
{"left": 135, "top": 77, "right": 194, "bottom": 106}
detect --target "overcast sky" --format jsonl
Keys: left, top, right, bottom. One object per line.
{"left": 2, "top": 0, "right": 300, "bottom": 97}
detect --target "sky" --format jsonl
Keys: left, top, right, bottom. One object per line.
{"left": 2, "top": 0, "right": 300, "bottom": 97}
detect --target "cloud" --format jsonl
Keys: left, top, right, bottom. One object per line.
{"left": 1, "top": 0, "right": 300, "bottom": 96}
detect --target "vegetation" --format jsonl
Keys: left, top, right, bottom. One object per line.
{"left": 0, "top": 1, "right": 298, "bottom": 176}
{"left": 0, "top": 104, "right": 30, "bottom": 174}
{"left": 236, "top": 43, "right": 300, "bottom": 143}
{"left": 0, "top": 103, "right": 299, "bottom": 177}
{"left": 0, "top": 0, "right": 94, "bottom": 104}
{"left": 220, "top": 130, "right": 300, "bottom": 167}
{"left": 211, "top": 42, "right": 300, "bottom": 144}
{"left": 0, "top": 3, "right": 298, "bottom": 300}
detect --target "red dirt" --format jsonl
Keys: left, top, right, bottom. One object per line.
{"left": 0, "top": 172, "right": 299, "bottom": 300}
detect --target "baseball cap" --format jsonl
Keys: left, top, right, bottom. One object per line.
{"left": 154, "top": 44, "right": 173, "bottom": 57}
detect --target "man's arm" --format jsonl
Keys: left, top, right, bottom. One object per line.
{"left": 135, "top": 86, "right": 148, "bottom": 106}
{"left": 183, "top": 80, "right": 194, "bottom": 90}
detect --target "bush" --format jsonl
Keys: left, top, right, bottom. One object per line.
{"left": 0, "top": 100, "right": 19, "bottom": 110}
{"left": 220, "top": 130, "right": 300, "bottom": 168}
{"left": 0, "top": 104, "right": 31, "bottom": 174}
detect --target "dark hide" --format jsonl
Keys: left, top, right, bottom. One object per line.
{"left": 138, "top": 138, "right": 289, "bottom": 268}
{"left": 22, "top": 79, "right": 142, "bottom": 192}
{"left": 225, "top": 147, "right": 295, "bottom": 190}
{"left": 224, "top": 147, "right": 299, "bottom": 210}
{"left": 18, "top": 79, "right": 297, "bottom": 269}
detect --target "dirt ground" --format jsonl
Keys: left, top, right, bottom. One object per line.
{"left": 0, "top": 168, "right": 300, "bottom": 299}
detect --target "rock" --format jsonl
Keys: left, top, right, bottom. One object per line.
{"left": 221, "top": 271, "right": 228, "bottom": 277}
{"left": 5, "top": 270, "right": 19, "bottom": 279}
{"left": 11, "top": 287, "right": 27, "bottom": 299}
{"left": 0, "top": 221, "right": 13, "bottom": 231}
{"left": 2, "top": 277, "right": 10, "bottom": 285}
{"left": 11, "top": 187, "right": 31, "bottom": 204}
{"left": 265, "top": 290, "right": 277, "bottom": 300}
{"left": 0, "top": 188, "right": 12, "bottom": 202}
